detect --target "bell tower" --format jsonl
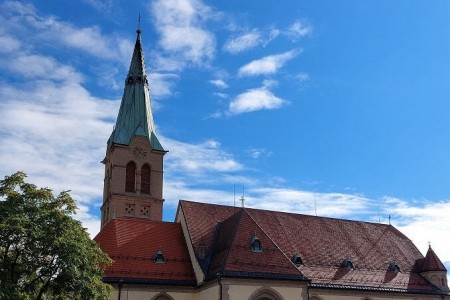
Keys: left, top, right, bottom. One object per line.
{"left": 100, "top": 29, "right": 167, "bottom": 229}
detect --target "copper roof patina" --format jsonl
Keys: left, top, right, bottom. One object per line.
{"left": 108, "top": 29, "right": 164, "bottom": 151}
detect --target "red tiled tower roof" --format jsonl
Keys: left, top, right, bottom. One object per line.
{"left": 179, "top": 200, "right": 447, "bottom": 294}
{"left": 94, "top": 218, "right": 196, "bottom": 285}
{"left": 421, "top": 245, "right": 447, "bottom": 272}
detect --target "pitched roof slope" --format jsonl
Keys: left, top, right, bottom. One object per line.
{"left": 206, "top": 209, "right": 305, "bottom": 281}
{"left": 179, "top": 200, "right": 446, "bottom": 294}
{"left": 94, "top": 218, "right": 195, "bottom": 285}
{"left": 108, "top": 30, "right": 164, "bottom": 151}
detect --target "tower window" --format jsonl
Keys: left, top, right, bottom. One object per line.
{"left": 141, "top": 164, "right": 151, "bottom": 194}
{"left": 125, "top": 161, "right": 136, "bottom": 192}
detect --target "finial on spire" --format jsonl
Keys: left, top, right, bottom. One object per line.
{"left": 137, "top": 13, "right": 141, "bottom": 35}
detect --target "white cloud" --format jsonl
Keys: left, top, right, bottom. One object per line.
{"left": 148, "top": 73, "right": 179, "bottom": 100}
{"left": 238, "top": 49, "right": 300, "bottom": 76}
{"left": 284, "top": 20, "right": 312, "bottom": 40}
{"left": 210, "top": 79, "right": 228, "bottom": 89}
{"left": 229, "top": 82, "right": 286, "bottom": 115}
{"left": 0, "top": 54, "right": 83, "bottom": 82}
{"left": 162, "top": 137, "right": 244, "bottom": 175}
{"left": 383, "top": 197, "right": 450, "bottom": 262}
{"left": 150, "top": 0, "right": 216, "bottom": 65}
{"left": 0, "top": 1, "right": 132, "bottom": 64}
{"left": 246, "top": 188, "right": 372, "bottom": 218}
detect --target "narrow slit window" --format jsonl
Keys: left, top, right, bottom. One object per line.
{"left": 141, "top": 164, "right": 151, "bottom": 194}
{"left": 125, "top": 161, "right": 136, "bottom": 192}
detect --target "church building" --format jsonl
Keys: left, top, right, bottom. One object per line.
{"left": 94, "top": 29, "right": 449, "bottom": 300}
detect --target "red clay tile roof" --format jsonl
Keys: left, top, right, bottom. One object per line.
{"left": 94, "top": 218, "right": 195, "bottom": 285}
{"left": 179, "top": 200, "right": 446, "bottom": 294}
{"left": 420, "top": 246, "right": 447, "bottom": 272}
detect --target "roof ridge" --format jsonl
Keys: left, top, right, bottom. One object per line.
{"left": 244, "top": 208, "right": 304, "bottom": 275}
{"left": 209, "top": 209, "right": 243, "bottom": 276}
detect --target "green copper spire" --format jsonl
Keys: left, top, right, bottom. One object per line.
{"left": 108, "top": 29, "right": 164, "bottom": 151}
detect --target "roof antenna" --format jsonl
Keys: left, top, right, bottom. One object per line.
{"left": 233, "top": 184, "right": 236, "bottom": 207}
{"left": 240, "top": 186, "right": 245, "bottom": 208}
{"left": 313, "top": 193, "right": 317, "bottom": 216}
{"left": 388, "top": 214, "right": 391, "bottom": 225}
{"left": 378, "top": 205, "right": 381, "bottom": 223}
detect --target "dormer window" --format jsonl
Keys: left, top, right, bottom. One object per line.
{"left": 388, "top": 261, "right": 400, "bottom": 272}
{"left": 137, "top": 75, "right": 142, "bottom": 82}
{"left": 251, "top": 235, "right": 262, "bottom": 252}
{"left": 153, "top": 249, "right": 166, "bottom": 264}
{"left": 342, "top": 258, "right": 354, "bottom": 269}
{"left": 291, "top": 252, "right": 303, "bottom": 266}
{"left": 127, "top": 76, "right": 134, "bottom": 84}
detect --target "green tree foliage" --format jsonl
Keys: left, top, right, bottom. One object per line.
{"left": 0, "top": 172, "right": 112, "bottom": 299}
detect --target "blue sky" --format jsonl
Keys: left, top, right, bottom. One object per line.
{"left": 1, "top": 0, "right": 450, "bottom": 275}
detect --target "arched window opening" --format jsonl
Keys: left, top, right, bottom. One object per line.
{"left": 251, "top": 235, "right": 262, "bottom": 252}
{"left": 249, "top": 287, "right": 283, "bottom": 300}
{"left": 291, "top": 252, "right": 303, "bottom": 266}
{"left": 127, "top": 76, "right": 134, "bottom": 84}
{"left": 153, "top": 249, "right": 166, "bottom": 264}
{"left": 151, "top": 293, "right": 174, "bottom": 300}
{"left": 125, "top": 161, "right": 136, "bottom": 192}
{"left": 342, "top": 258, "right": 354, "bottom": 269}
{"left": 141, "top": 164, "right": 151, "bottom": 194}
{"left": 388, "top": 261, "right": 401, "bottom": 273}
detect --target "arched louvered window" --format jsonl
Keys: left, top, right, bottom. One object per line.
{"left": 141, "top": 164, "right": 151, "bottom": 194}
{"left": 125, "top": 161, "right": 136, "bottom": 192}
{"left": 249, "top": 287, "right": 283, "bottom": 300}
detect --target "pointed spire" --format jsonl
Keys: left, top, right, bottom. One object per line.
{"left": 422, "top": 245, "right": 447, "bottom": 272}
{"left": 109, "top": 29, "right": 164, "bottom": 151}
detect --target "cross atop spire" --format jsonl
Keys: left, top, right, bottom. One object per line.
{"left": 108, "top": 29, "right": 164, "bottom": 151}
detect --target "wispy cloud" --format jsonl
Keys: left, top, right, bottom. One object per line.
{"left": 246, "top": 148, "right": 272, "bottom": 159}
{"left": 210, "top": 79, "right": 229, "bottom": 89}
{"left": 148, "top": 73, "right": 179, "bottom": 100}
{"left": 223, "top": 29, "right": 263, "bottom": 54}
{"left": 284, "top": 20, "right": 312, "bottom": 41}
{"left": 238, "top": 49, "right": 300, "bottom": 76}
{"left": 229, "top": 80, "right": 286, "bottom": 115}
